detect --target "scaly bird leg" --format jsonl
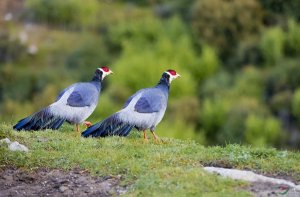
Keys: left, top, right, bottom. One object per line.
{"left": 143, "top": 130, "right": 148, "bottom": 142}
{"left": 151, "top": 131, "right": 159, "bottom": 142}
{"left": 76, "top": 124, "right": 80, "bottom": 133}
{"left": 83, "top": 121, "right": 92, "bottom": 128}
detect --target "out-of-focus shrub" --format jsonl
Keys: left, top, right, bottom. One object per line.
{"left": 200, "top": 67, "right": 270, "bottom": 145}
{"left": 109, "top": 16, "right": 200, "bottom": 99}
{"left": 192, "top": 0, "right": 263, "bottom": 60}
{"left": 265, "top": 60, "right": 300, "bottom": 135}
{"left": 0, "top": 31, "right": 26, "bottom": 63}
{"left": 0, "top": 64, "right": 32, "bottom": 101}
{"left": 25, "top": 0, "right": 98, "bottom": 27}
{"left": 157, "top": 120, "right": 205, "bottom": 144}
{"left": 259, "top": 0, "right": 300, "bottom": 21}
{"left": 168, "top": 96, "right": 199, "bottom": 124}
{"left": 269, "top": 90, "right": 292, "bottom": 113}
{"left": 266, "top": 60, "right": 300, "bottom": 100}
{"left": 232, "top": 66, "right": 264, "bottom": 98}
{"left": 260, "top": 27, "right": 285, "bottom": 66}
{"left": 192, "top": 45, "right": 219, "bottom": 84}
{"left": 200, "top": 98, "right": 229, "bottom": 143}
{"left": 245, "top": 114, "right": 281, "bottom": 147}
{"left": 285, "top": 19, "right": 300, "bottom": 56}
{"left": 32, "top": 84, "right": 59, "bottom": 108}
{"left": 66, "top": 36, "right": 111, "bottom": 80}
{"left": 200, "top": 71, "right": 233, "bottom": 98}
{"left": 217, "top": 98, "right": 269, "bottom": 144}
{"left": 292, "top": 88, "right": 300, "bottom": 120}
{"left": 230, "top": 40, "right": 264, "bottom": 66}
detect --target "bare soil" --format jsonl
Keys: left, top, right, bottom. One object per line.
{"left": 246, "top": 182, "right": 300, "bottom": 197}
{"left": 1, "top": 167, "right": 299, "bottom": 196}
{"left": 0, "top": 168, "right": 127, "bottom": 197}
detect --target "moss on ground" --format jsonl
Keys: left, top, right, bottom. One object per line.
{"left": 1, "top": 123, "right": 299, "bottom": 196}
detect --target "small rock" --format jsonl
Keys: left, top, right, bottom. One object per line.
{"left": 64, "top": 190, "right": 73, "bottom": 196}
{"left": 59, "top": 186, "right": 68, "bottom": 192}
{"left": 4, "top": 13, "right": 13, "bottom": 21}
{"left": 27, "top": 45, "right": 38, "bottom": 55}
{"left": 0, "top": 138, "right": 11, "bottom": 144}
{"left": 19, "top": 31, "right": 28, "bottom": 44}
{"left": 9, "top": 142, "right": 29, "bottom": 152}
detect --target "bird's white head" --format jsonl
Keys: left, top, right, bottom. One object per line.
{"left": 164, "top": 69, "right": 181, "bottom": 83}
{"left": 98, "top": 66, "right": 113, "bottom": 79}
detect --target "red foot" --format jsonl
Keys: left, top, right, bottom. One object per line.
{"left": 83, "top": 121, "right": 92, "bottom": 128}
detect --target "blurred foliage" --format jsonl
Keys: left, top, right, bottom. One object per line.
{"left": 285, "top": 19, "right": 300, "bottom": 56}
{"left": 292, "top": 88, "right": 300, "bottom": 120}
{"left": 245, "top": 115, "right": 281, "bottom": 147}
{"left": 259, "top": 0, "right": 300, "bottom": 22}
{"left": 108, "top": 16, "right": 200, "bottom": 98}
{"left": 260, "top": 27, "right": 285, "bottom": 66}
{"left": 2, "top": 0, "right": 300, "bottom": 148}
{"left": 66, "top": 36, "right": 112, "bottom": 80}
{"left": 25, "top": 0, "right": 98, "bottom": 28}
{"left": 192, "top": 0, "right": 263, "bottom": 64}
{"left": 0, "top": 31, "right": 26, "bottom": 63}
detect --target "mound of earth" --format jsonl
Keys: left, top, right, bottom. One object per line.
{"left": 0, "top": 168, "right": 127, "bottom": 196}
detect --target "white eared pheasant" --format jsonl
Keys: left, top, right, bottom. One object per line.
{"left": 81, "top": 69, "right": 180, "bottom": 141}
{"left": 13, "top": 67, "right": 113, "bottom": 132}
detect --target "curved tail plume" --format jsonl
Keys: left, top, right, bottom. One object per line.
{"left": 13, "top": 108, "right": 65, "bottom": 131}
{"left": 81, "top": 114, "right": 133, "bottom": 137}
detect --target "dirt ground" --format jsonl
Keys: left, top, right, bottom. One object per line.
{"left": 0, "top": 167, "right": 299, "bottom": 196}
{"left": 0, "top": 168, "right": 127, "bottom": 197}
{"left": 245, "top": 182, "right": 300, "bottom": 197}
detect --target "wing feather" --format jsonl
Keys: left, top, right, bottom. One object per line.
{"left": 134, "top": 92, "right": 162, "bottom": 113}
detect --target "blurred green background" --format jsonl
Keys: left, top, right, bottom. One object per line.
{"left": 1, "top": 0, "right": 300, "bottom": 149}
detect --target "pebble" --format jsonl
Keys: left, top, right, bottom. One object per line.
{"left": 59, "top": 186, "right": 68, "bottom": 192}
{"left": 0, "top": 138, "right": 29, "bottom": 152}
{"left": 9, "top": 141, "right": 29, "bottom": 152}
{"left": 0, "top": 138, "right": 11, "bottom": 144}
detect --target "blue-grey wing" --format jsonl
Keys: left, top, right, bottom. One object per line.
{"left": 66, "top": 91, "right": 91, "bottom": 107}
{"left": 134, "top": 93, "right": 162, "bottom": 113}
{"left": 122, "top": 89, "right": 144, "bottom": 109}
{"left": 66, "top": 84, "right": 98, "bottom": 107}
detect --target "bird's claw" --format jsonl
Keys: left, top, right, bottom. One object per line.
{"left": 84, "top": 121, "right": 92, "bottom": 128}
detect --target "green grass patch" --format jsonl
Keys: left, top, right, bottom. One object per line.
{"left": 1, "top": 123, "right": 299, "bottom": 196}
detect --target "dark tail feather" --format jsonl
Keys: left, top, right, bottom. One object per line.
{"left": 46, "top": 118, "right": 65, "bottom": 130}
{"left": 81, "top": 114, "right": 134, "bottom": 138}
{"left": 13, "top": 108, "right": 66, "bottom": 131}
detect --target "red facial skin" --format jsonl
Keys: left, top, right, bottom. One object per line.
{"left": 167, "top": 69, "right": 177, "bottom": 76}
{"left": 101, "top": 66, "right": 110, "bottom": 72}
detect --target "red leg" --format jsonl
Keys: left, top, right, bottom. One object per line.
{"left": 143, "top": 130, "right": 148, "bottom": 141}
{"left": 151, "top": 131, "right": 159, "bottom": 142}
{"left": 76, "top": 124, "right": 80, "bottom": 133}
{"left": 83, "top": 121, "right": 92, "bottom": 128}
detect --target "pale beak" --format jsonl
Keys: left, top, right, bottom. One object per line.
{"left": 110, "top": 70, "right": 114, "bottom": 75}
{"left": 176, "top": 73, "right": 181, "bottom": 78}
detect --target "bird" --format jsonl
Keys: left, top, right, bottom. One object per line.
{"left": 81, "top": 69, "right": 180, "bottom": 141}
{"left": 13, "top": 66, "right": 113, "bottom": 132}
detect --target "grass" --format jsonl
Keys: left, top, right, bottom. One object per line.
{"left": 1, "top": 122, "right": 300, "bottom": 196}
